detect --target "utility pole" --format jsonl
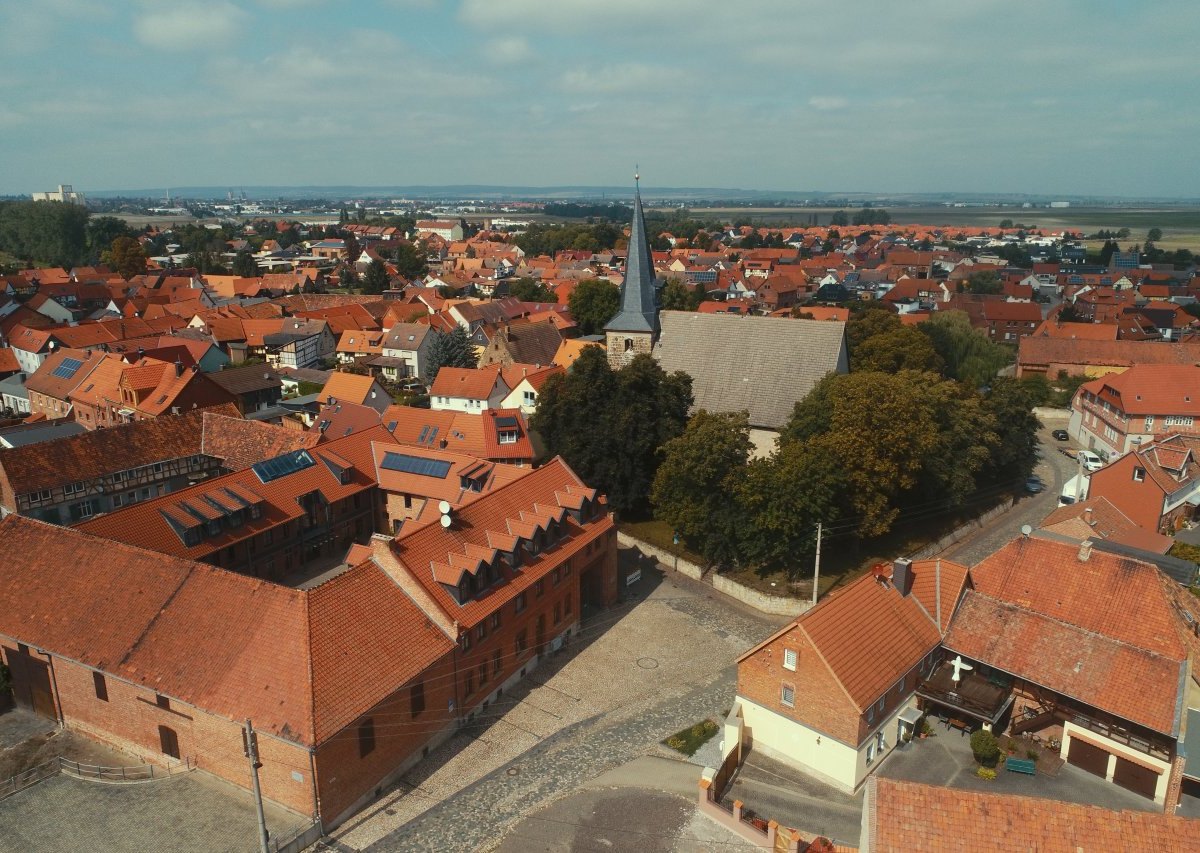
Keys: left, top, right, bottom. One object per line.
{"left": 812, "top": 522, "right": 822, "bottom": 607}
{"left": 243, "top": 719, "right": 271, "bottom": 853}
{"left": 1074, "top": 448, "right": 1084, "bottom": 502}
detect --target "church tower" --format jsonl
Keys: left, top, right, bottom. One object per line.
{"left": 605, "top": 174, "right": 659, "bottom": 369}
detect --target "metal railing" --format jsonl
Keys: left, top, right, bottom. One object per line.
{"left": 0, "top": 755, "right": 194, "bottom": 801}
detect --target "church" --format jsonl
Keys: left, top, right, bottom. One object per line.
{"left": 604, "top": 175, "right": 660, "bottom": 369}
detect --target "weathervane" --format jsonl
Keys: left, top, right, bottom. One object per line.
{"left": 634, "top": 165, "right": 640, "bottom": 188}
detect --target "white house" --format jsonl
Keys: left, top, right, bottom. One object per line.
{"left": 428, "top": 366, "right": 509, "bottom": 413}
{"left": 380, "top": 323, "right": 433, "bottom": 381}
{"left": 499, "top": 365, "right": 563, "bottom": 415}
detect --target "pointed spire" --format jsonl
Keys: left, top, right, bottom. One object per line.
{"left": 605, "top": 174, "right": 659, "bottom": 335}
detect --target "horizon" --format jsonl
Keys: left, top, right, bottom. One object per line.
{"left": 2, "top": 2, "right": 1199, "bottom": 197}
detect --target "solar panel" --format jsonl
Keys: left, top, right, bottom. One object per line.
{"left": 495, "top": 416, "right": 518, "bottom": 428}
{"left": 251, "top": 450, "right": 317, "bottom": 484}
{"left": 386, "top": 421, "right": 398, "bottom": 432}
{"left": 51, "top": 357, "right": 84, "bottom": 379}
{"left": 380, "top": 452, "right": 452, "bottom": 479}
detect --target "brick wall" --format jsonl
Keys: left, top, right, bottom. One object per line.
{"left": 605, "top": 332, "right": 653, "bottom": 370}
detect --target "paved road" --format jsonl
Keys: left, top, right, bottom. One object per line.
{"left": 326, "top": 558, "right": 782, "bottom": 853}
{"left": 942, "top": 421, "right": 1078, "bottom": 566}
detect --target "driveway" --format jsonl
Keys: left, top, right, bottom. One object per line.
{"left": 328, "top": 551, "right": 782, "bottom": 853}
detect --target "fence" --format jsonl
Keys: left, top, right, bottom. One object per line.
{"left": 0, "top": 755, "right": 193, "bottom": 801}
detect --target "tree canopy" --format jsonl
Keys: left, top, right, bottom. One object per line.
{"left": 506, "top": 277, "right": 557, "bottom": 303}
{"left": 103, "top": 236, "right": 147, "bottom": 280}
{"left": 231, "top": 249, "right": 258, "bottom": 278}
{"left": 567, "top": 278, "right": 621, "bottom": 335}
{"left": 659, "top": 277, "right": 702, "bottom": 311}
{"left": 422, "top": 325, "right": 477, "bottom": 383}
{"left": 391, "top": 240, "right": 428, "bottom": 279}
{"left": 362, "top": 258, "right": 391, "bottom": 294}
{"left": 532, "top": 348, "right": 692, "bottom": 516}
{"left": 0, "top": 200, "right": 90, "bottom": 268}
{"left": 966, "top": 271, "right": 1002, "bottom": 295}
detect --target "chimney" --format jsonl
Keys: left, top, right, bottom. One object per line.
{"left": 893, "top": 558, "right": 913, "bottom": 596}
{"left": 1078, "top": 540, "right": 1093, "bottom": 562}
{"left": 174, "top": 358, "right": 183, "bottom": 377}
{"left": 1085, "top": 506, "right": 1094, "bottom": 526}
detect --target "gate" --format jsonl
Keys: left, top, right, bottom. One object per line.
{"left": 1113, "top": 757, "right": 1159, "bottom": 799}
{"left": 1067, "top": 738, "right": 1109, "bottom": 778}
{"left": 5, "top": 646, "right": 56, "bottom": 720}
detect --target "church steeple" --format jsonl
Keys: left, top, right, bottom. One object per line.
{"left": 605, "top": 174, "right": 659, "bottom": 368}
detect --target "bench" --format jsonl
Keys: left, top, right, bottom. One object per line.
{"left": 1005, "top": 757, "right": 1036, "bottom": 775}
{"left": 947, "top": 717, "right": 972, "bottom": 735}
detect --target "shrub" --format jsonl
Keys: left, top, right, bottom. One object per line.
{"left": 976, "top": 766, "right": 997, "bottom": 781}
{"left": 970, "top": 729, "right": 1001, "bottom": 767}
{"left": 1026, "top": 748, "right": 1040, "bottom": 760}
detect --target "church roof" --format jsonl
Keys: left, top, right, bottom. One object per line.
{"left": 604, "top": 182, "right": 659, "bottom": 335}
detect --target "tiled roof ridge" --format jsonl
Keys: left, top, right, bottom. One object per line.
{"left": 957, "top": 588, "right": 1185, "bottom": 662}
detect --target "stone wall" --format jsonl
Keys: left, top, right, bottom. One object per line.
{"left": 712, "top": 574, "right": 811, "bottom": 617}
{"left": 616, "top": 532, "right": 705, "bottom": 580}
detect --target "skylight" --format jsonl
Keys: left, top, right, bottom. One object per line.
{"left": 380, "top": 452, "right": 452, "bottom": 479}
{"left": 251, "top": 450, "right": 317, "bottom": 483}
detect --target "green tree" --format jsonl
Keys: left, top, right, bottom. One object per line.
{"left": 999, "top": 218, "right": 1014, "bottom": 228}
{"left": 86, "top": 216, "right": 132, "bottom": 262}
{"left": 846, "top": 304, "right": 903, "bottom": 358}
{"left": 0, "top": 200, "right": 90, "bottom": 267}
{"left": 362, "top": 258, "right": 391, "bottom": 294}
{"left": 392, "top": 240, "right": 428, "bottom": 279}
{"left": 651, "top": 410, "right": 751, "bottom": 565}
{"left": 568, "top": 278, "right": 621, "bottom": 335}
{"left": 659, "top": 277, "right": 702, "bottom": 311}
{"left": 507, "top": 277, "right": 557, "bottom": 302}
{"left": 981, "top": 377, "right": 1041, "bottom": 481}
{"left": 829, "top": 210, "right": 849, "bottom": 227}
{"left": 532, "top": 348, "right": 691, "bottom": 516}
{"left": 422, "top": 325, "right": 477, "bottom": 383}
{"left": 1147, "top": 227, "right": 1163, "bottom": 242}
{"left": 852, "top": 326, "right": 944, "bottom": 374}
{"left": 103, "top": 235, "right": 147, "bottom": 280}
{"left": 919, "top": 311, "right": 1013, "bottom": 387}
{"left": 339, "top": 264, "right": 358, "bottom": 289}
{"left": 966, "top": 271, "right": 1002, "bottom": 295}
{"left": 231, "top": 249, "right": 258, "bottom": 277}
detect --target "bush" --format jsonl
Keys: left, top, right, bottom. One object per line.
{"left": 1026, "top": 748, "right": 1040, "bottom": 760}
{"left": 976, "top": 766, "right": 997, "bottom": 781}
{"left": 970, "top": 729, "right": 1001, "bottom": 767}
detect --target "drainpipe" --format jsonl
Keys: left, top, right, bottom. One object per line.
{"left": 308, "top": 748, "right": 323, "bottom": 833}
{"left": 38, "top": 650, "right": 65, "bottom": 729}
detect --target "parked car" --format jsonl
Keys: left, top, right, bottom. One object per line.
{"left": 1077, "top": 450, "right": 1104, "bottom": 472}
{"left": 1025, "top": 476, "right": 1044, "bottom": 494}
{"left": 1057, "top": 494, "right": 1076, "bottom": 506}
{"left": 1052, "top": 429, "right": 1069, "bottom": 441}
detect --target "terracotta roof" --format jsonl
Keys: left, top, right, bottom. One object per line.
{"left": 200, "top": 413, "right": 319, "bottom": 471}
{"left": 370, "top": 441, "right": 529, "bottom": 505}
{"left": 0, "top": 515, "right": 454, "bottom": 746}
{"left": 0, "top": 405, "right": 237, "bottom": 505}
{"left": 553, "top": 339, "right": 602, "bottom": 369}
{"left": 739, "top": 560, "right": 968, "bottom": 710}
{"left": 320, "top": 371, "right": 382, "bottom": 406}
{"left": 385, "top": 458, "right": 604, "bottom": 627}
{"left": 429, "top": 366, "right": 505, "bottom": 400}
{"left": 0, "top": 348, "right": 20, "bottom": 373}
{"left": 207, "top": 364, "right": 283, "bottom": 397}
{"left": 24, "top": 348, "right": 112, "bottom": 400}
{"left": 866, "top": 777, "right": 1200, "bottom": 852}
{"left": 495, "top": 320, "right": 563, "bottom": 366}
{"left": 313, "top": 401, "right": 383, "bottom": 439}
{"left": 1031, "top": 319, "right": 1120, "bottom": 340}
{"left": 1078, "top": 363, "right": 1200, "bottom": 418}
{"left": 1038, "top": 496, "right": 1174, "bottom": 553}
{"left": 75, "top": 426, "right": 392, "bottom": 561}
{"left": 1018, "top": 336, "right": 1200, "bottom": 369}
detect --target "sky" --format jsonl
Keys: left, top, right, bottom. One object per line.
{"left": 2, "top": 0, "right": 1198, "bottom": 198}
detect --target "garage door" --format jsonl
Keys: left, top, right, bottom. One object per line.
{"left": 1067, "top": 737, "right": 1109, "bottom": 778}
{"left": 1113, "top": 757, "right": 1160, "bottom": 799}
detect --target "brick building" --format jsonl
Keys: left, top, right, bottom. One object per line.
{"left": 1086, "top": 434, "right": 1200, "bottom": 533}
{"left": 0, "top": 455, "right": 617, "bottom": 829}
{"left": 1068, "top": 364, "right": 1200, "bottom": 458}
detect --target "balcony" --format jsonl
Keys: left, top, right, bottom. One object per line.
{"left": 915, "top": 662, "right": 1012, "bottom": 724}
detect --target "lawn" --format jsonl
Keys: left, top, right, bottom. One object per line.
{"left": 618, "top": 518, "right": 705, "bottom": 566}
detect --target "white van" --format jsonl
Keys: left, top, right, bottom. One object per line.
{"left": 1077, "top": 450, "right": 1104, "bottom": 472}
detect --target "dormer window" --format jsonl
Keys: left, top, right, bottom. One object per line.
{"left": 205, "top": 520, "right": 220, "bottom": 536}
{"left": 1133, "top": 466, "right": 1146, "bottom": 482}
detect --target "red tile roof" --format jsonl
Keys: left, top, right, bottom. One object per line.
{"left": 199, "top": 412, "right": 319, "bottom": 471}
{"left": 1038, "top": 496, "right": 1174, "bottom": 553}
{"left": 866, "top": 777, "right": 1200, "bottom": 852}
{"left": 429, "top": 365, "right": 505, "bottom": 400}
{"left": 1079, "top": 363, "right": 1200, "bottom": 418}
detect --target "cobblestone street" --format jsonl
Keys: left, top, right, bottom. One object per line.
{"left": 326, "top": 553, "right": 782, "bottom": 853}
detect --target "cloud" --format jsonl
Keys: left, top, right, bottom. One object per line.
{"left": 487, "top": 36, "right": 530, "bottom": 64}
{"left": 808, "top": 96, "right": 848, "bottom": 111}
{"left": 132, "top": 1, "right": 247, "bottom": 50}
{"left": 560, "top": 62, "right": 685, "bottom": 94}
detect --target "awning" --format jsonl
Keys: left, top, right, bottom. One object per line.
{"left": 898, "top": 706, "right": 923, "bottom": 726}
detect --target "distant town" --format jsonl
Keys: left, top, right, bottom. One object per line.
{"left": 2, "top": 181, "right": 1200, "bottom": 853}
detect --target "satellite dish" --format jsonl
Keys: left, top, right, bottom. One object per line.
{"left": 440, "top": 514, "right": 452, "bottom": 529}
{"left": 438, "top": 500, "right": 451, "bottom": 515}
{"left": 1020, "top": 524, "right": 1033, "bottom": 538}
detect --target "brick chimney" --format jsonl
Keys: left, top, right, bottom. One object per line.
{"left": 1078, "top": 540, "right": 1093, "bottom": 562}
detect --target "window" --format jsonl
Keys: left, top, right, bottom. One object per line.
{"left": 563, "top": 561, "right": 572, "bottom": 578}
{"left": 93, "top": 672, "right": 108, "bottom": 702}
{"left": 624, "top": 338, "right": 633, "bottom": 352}
{"left": 552, "top": 567, "right": 562, "bottom": 587}
{"left": 478, "top": 662, "right": 488, "bottom": 686}
{"left": 535, "top": 579, "right": 545, "bottom": 599}
{"left": 515, "top": 592, "right": 527, "bottom": 614}
{"left": 867, "top": 706, "right": 875, "bottom": 724}
{"left": 564, "top": 592, "right": 572, "bottom": 615}
{"left": 783, "top": 648, "right": 797, "bottom": 671}
{"left": 111, "top": 493, "right": 124, "bottom": 508}
{"left": 358, "top": 718, "right": 375, "bottom": 758}
{"left": 1145, "top": 416, "right": 1155, "bottom": 432}
{"left": 492, "top": 612, "right": 501, "bottom": 631}
{"left": 523, "top": 390, "right": 535, "bottom": 405}
{"left": 553, "top": 602, "right": 562, "bottom": 625}
{"left": 461, "top": 631, "right": 471, "bottom": 652}
{"left": 475, "top": 623, "right": 486, "bottom": 643}
{"left": 156, "top": 694, "right": 170, "bottom": 710}
{"left": 69, "top": 500, "right": 96, "bottom": 522}
{"left": 515, "top": 630, "right": 527, "bottom": 655}
{"left": 876, "top": 697, "right": 885, "bottom": 715}
{"left": 493, "top": 649, "right": 502, "bottom": 676}
{"left": 1167, "top": 415, "right": 1195, "bottom": 427}
{"left": 781, "top": 683, "right": 795, "bottom": 707}
{"left": 410, "top": 681, "right": 425, "bottom": 717}
{"left": 498, "top": 429, "right": 518, "bottom": 444}
{"left": 64, "top": 481, "right": 85, "bottom": 496}
{"left": 866, "top": 740, "right": 876, "bottom": 765}
{"left": 465, "top": 671, "right": 474, "bottom": 696}
{"left": 1133, "top": 466, "right": 1146, "bottom": 482}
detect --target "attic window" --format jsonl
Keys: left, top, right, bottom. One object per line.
{"left": 783, "top": 648, "right": 798, "bottom": 671}
{"left": 1133, "top": 466, "right": 1146, "bottom": 482}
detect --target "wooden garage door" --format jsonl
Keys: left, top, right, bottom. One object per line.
{"left": 1067, "top": 737, "right": 1109, "bottom": 778}
{"left": 6, "top": 646, "right": 56, "bottom": 720}
{"left": 1113, "top": 756, "right": 1159, "bottom": 799}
